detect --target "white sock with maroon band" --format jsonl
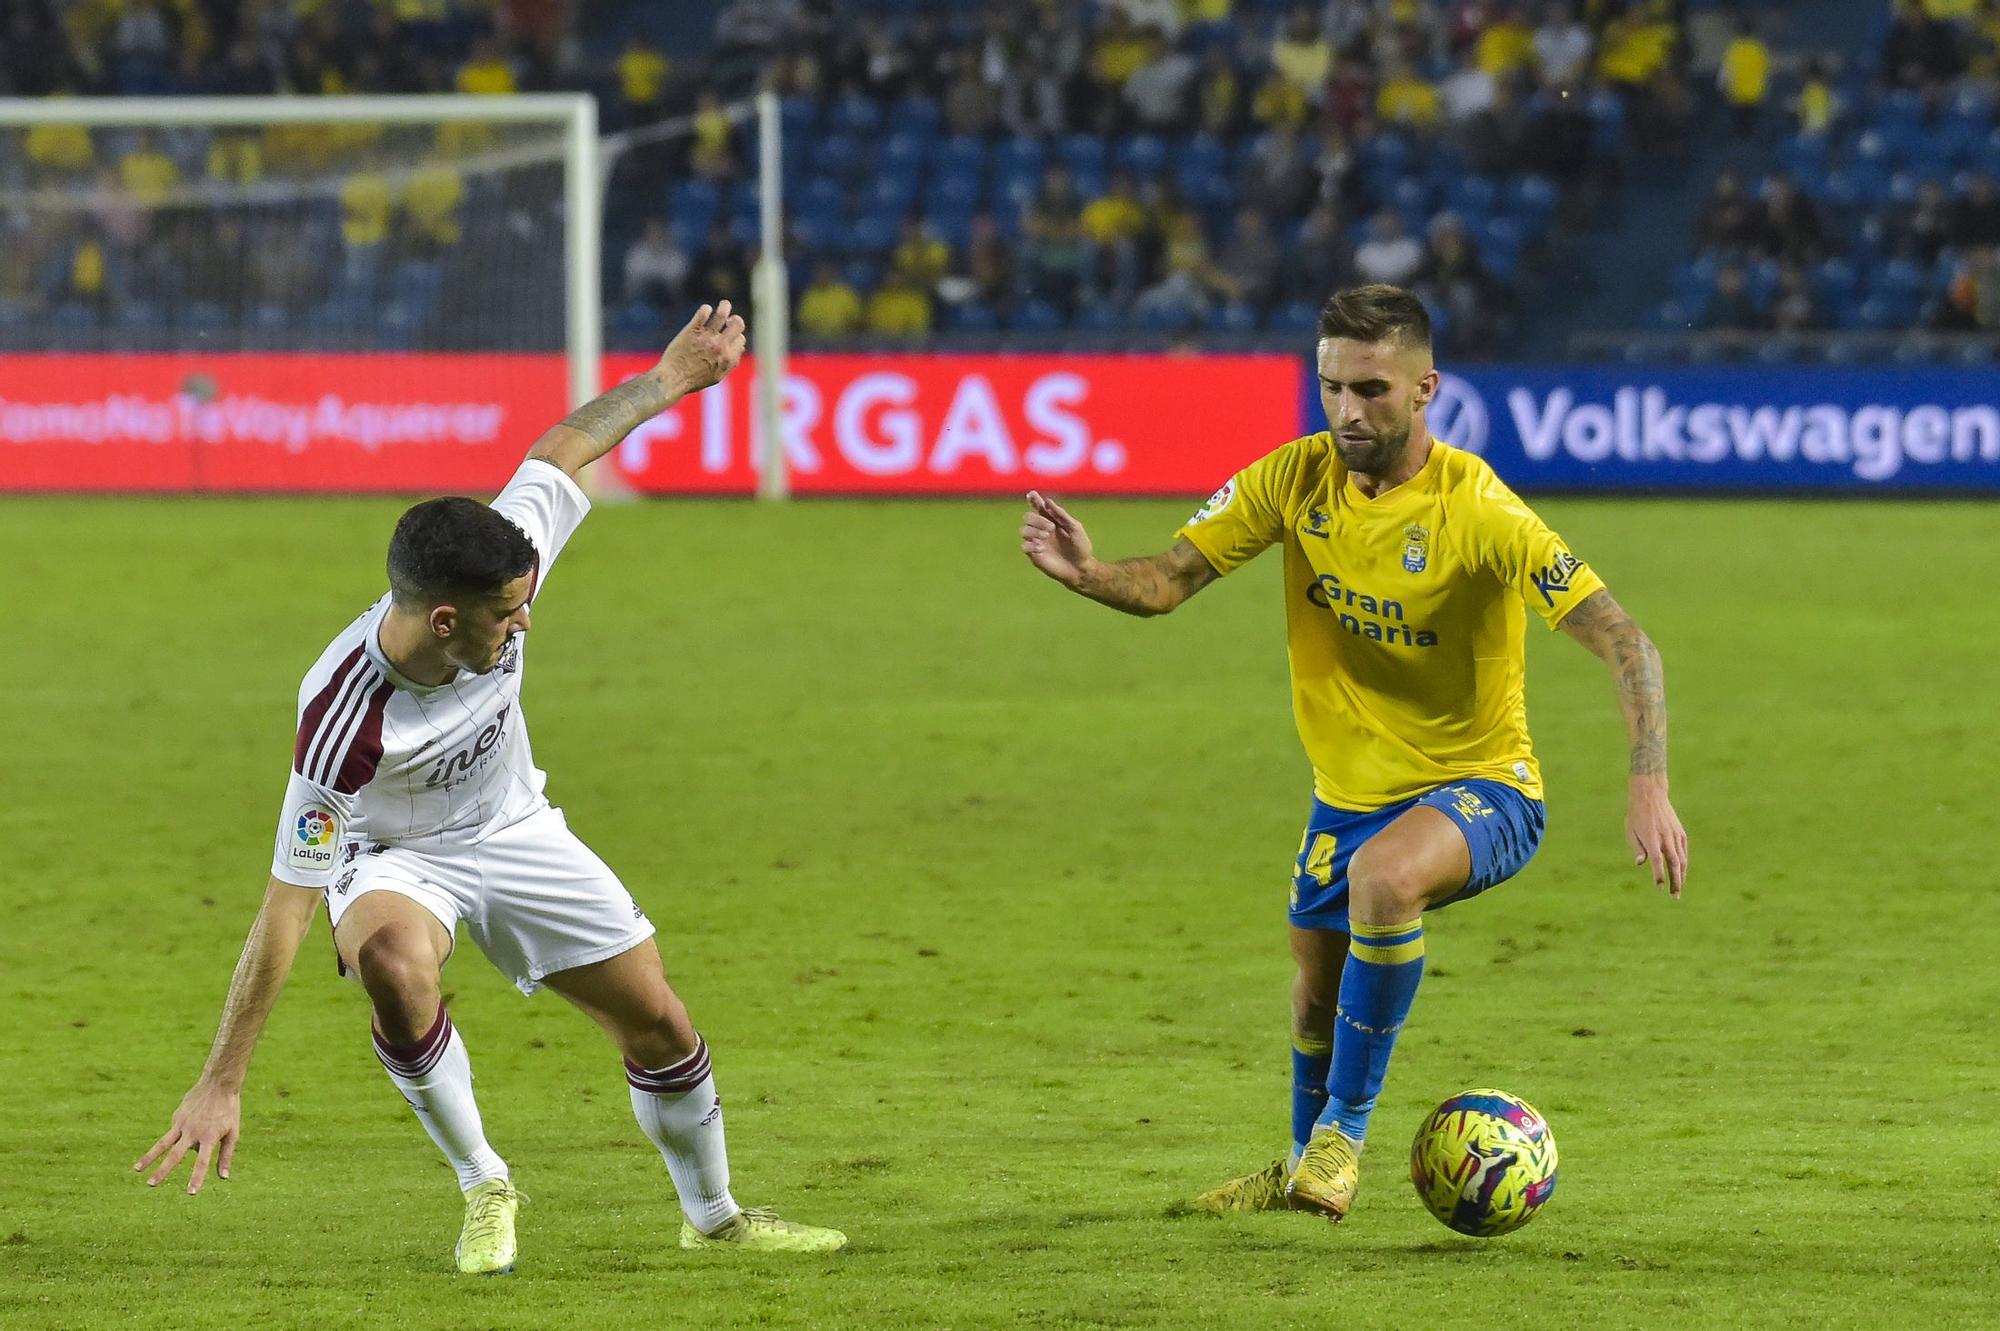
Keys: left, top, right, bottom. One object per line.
{"left": 373, "top": 1005, "right": 509, "bottom": 1193}
{"left": 626, "top": 1036, "right": 739, "bottom": 1234}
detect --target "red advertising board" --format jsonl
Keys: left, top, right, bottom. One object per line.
{"left": 0, "top": 354, "right": 563, "bottom": 493}
{"left": 601, "top": 352, "right": 1302, "bottom": 495}
{"left": 0, "top": 352, "right": 1301, "bottom": 495}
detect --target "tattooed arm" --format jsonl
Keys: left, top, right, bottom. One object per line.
{"left": 1020, "top": 491, "right": 1221, "bottom": 616}
{"left": 1558, "top": 588, "right": 1689, "bottom": 898}
{"left": 527, "top": 301, "right": 747, "bottom": 480}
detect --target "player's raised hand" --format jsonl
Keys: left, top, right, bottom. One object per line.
{"left": 657, "top": 300, "right": 748, "bottom": 397}
{"left": 134, "top": 1079, "right": 241, "bottom": 1195}
{"left": 1625, "top": 778, "right": 1687, "bottom": 900}
{"left": 1021, "top": 490, "right": 1097, "bottom": 588}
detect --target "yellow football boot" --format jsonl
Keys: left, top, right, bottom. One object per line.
{"left": 679, "top": 1206, "right": 848, "bottom": 1253}
{"left": 1285, "top": 1128, "right": 1360, "bottom": 1222}
{"left": 1186, "top": 1158, "right": 1291, "bottom": 1215}
{"left": 455, "top": 1178, "right": 522, "bottom": 1274}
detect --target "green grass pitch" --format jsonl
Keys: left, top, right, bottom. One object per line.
{"left": 1, "top": 493, "right": 1996, "bottom": 1330}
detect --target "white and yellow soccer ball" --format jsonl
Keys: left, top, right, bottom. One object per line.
{"left": 1409, "top": 1088, "right": 1559, "bottom": 1236}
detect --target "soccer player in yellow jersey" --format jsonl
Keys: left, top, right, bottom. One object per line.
{"left": 1019, "top": 285, "right": 1688, "bottom": 1223}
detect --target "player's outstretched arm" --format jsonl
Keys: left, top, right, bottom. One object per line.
{"left": 1557, "top": 588, "right": 1689, "bottom": 899}
{"left": 134, "top": 875, "right": 321, "bottom": 1194}
{"left": 526, "top": 300, "right": 748, "bottom": 480}
{"left": 1019, "top": 490, "right": 1219, "bottom": 617}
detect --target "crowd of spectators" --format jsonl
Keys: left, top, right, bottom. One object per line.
{"left": 1671, "top": 1, "right": 2000, "bottom": 341}
{"left": 0, "top": 0, "right": 1703, "bottom": 351}
{"left": 607, "top": 0, "right": 1699, "bottom": 351}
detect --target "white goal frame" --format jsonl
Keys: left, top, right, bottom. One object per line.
{"left": 0, "top": 93, "right": 602, "bottom": 411}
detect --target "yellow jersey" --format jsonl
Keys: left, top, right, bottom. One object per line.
{"left": 1176, "top": 435, "right": 1603, "bottom": 810}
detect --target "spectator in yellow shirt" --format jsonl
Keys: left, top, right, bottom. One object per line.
{"left": 797, "top": 262, "right": 864, "bottom": 339}
{"left": 892, "top": 216, "right": 952, "bottom": 290}
{"left": 1795, "top": 59, "right": 1838, "bottom": 136}
{"left": 1081, "top": 170, "right": 1148, "bottom": 301}
{"left": 1718, "top": 19, "right": 1771, "bottom": 137}
{"left": 1091, "top": 10, "right": 1156, "bottom": 93}
{"left": 1475, "top": 7, "right": 1536, "bottom": 77}
{"left": 341, "top": 160, "right": 395, "bottom": 249}
{"left": 1377, "top": 60, "right": 1443, "bottom": 128}
{"left": 26, "top": 121, "right": 94, "bottom": 177}
{"left": 691, "top": 92, "right": 737, "bottom": 181}
{"left": 404, "top": 155, "right": 465, "bottom": 251}
{"left": 1252, "top": 70, "right": 1310, "bottom": 130}
{"left": 617, "top": 35, "right": 671, "bottom": 121}
{"left": 1270, "top": 8, "right": 1330, "bottom": 95}
{"left": 866, "top": 269, "right": 933, "bottom": 338}
{"left": 118, "top": 131, "right": 180, "bottom": 210}
{"left": 457, "top": 36, "right": 518, "bottom": 95}
{"left": 1597, "top": 5, "right": 1675, "bottom": 88}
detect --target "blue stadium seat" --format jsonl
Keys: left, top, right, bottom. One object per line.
{"left": 1391, "top": 175, "right": 1433, "bottom": 219}
{"left": 840, "top": 258, "right": 883, "bottom": 293}
{"left": 880, "top": 131, "right": 927, "bottom": 176}
{"left": 1508, "top": 175, "right": 1559, "bottom": 236}
{"left": 801, "top": 176, "right": 848, "bottom": 217}
{"left": 1008, "top": 299, "right": 1065, "bottom": 333}
{"left": 1777, "top": 133, "right": 1830, "bottom": 179}
{"left": 115, "top": 300, "right": 161, "bottom": 330}
{"left": 932, "top": 135, "right": 987, "bottom": 179}
{"left": 1481, "top": 217, "right": 1525, "bottom": 282}
{"left": 1217, "top": 301, "right": 1259, "bottom": 333}
{"left": 1812, "top": 258, "right": 1859, "bottom": 307}
{"left": 670, "top": 179, "right": 723, "bottom": 224}
{"left": 845, "top": 215, "right": 896, "bottom": 254}
{"left": 943, "top": 300, "right": 999, "bottom": 332}
{"left": 1114, "top": 133, "right": 1169, "bottom": 175}
{"left": 865, "top": 172, "right": 919, "bottom": 216}
{"left": 815, "top": 135, "right": 867, "bottom": 182}
{"left": 828, "top": 93, "right": 883, "bottom": 137}
{"left": 1176, "top": 133, "right": 1228, "bottom": 180}
{"left": 888, "top": 95, "right": 941, "bottom": 139}
{"left": 1267, "top": 301, "right": 1319, "bottom": 333}
{"left": 1059, "top": 133, "right": 1106, "bottom": 176}
{"left": 929, "top": 206, "right": 976, "bottom": 252}
{"left": 926, "top": 169, "right": 983, "bottom": 212}
{"left": 993, "top": 166, "right": 1042, "bottom": 212}
{"left": 996, "top": 137, "right": 1045, "bottom": 179}
{"left": 788, "top": 211, "right": 839, "bottom": 254}
{"left": 1071, "top": 301, "right": 1125, "bottom": 333}
{"left": 1446, "top": 175, "right": 1498, "bottom": 221}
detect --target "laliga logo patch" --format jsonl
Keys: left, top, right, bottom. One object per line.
{"left": 1428, "top": 373, "right": 1489, "bottom": 456}
{"left": 295, "top": 808, "right": 334, "bottom": 846}
{"left": 1186, "top": 479, "right": 1235, "bottom": 526}
{"left": 290, "top": 806, "right": 337, "bottom": 870}
{"left": 1401, "top": 523, "right": 1430, "bottom": 573}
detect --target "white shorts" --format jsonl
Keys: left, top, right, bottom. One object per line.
{"left": 323, "top": 804, "right": 654, "bottom": 996}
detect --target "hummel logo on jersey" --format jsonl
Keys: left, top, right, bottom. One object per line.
{"left": 1300, "top": 508, "right": 1331, "bottom": 538}
{"left": 1530, "top": 551, "right": 1585, "bottom": 606}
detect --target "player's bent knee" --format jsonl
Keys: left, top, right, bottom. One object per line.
{"left": 1346, "top": 852, "right": 1430, "bottom": 924}
{"left": 353, "top": 929, "right": 442, "bottom": 1011}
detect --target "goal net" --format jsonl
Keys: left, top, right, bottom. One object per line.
{"left": 0, "top": 94, "right": 599, "bottom": 492}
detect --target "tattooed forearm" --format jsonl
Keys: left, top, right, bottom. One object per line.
{"left": 1073, "top": 541, "right": 1220, "bottom": 617}
{"left": 528, "top": 374, "right": 673, "bottom": 476}
{"left": 1559, "top": 589, "right": 1669, "bottom": 778}
{"left": 1075, "top": 557, "right": 1183, "bottom": 616}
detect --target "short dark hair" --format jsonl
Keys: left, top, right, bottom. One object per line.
{"left": 1317, "top": 284, "right": 1433, "bottom": 351}
{"left": 387, "top": 497, "right": 537, "bottom": 608}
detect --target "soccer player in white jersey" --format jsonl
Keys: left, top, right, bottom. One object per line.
{"left": 134, "top": 302, "right": 847, "bottom": 1270}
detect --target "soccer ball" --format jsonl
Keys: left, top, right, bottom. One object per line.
{"left": 1409, "top": 1088, "right": 1559, "bottom": 1236}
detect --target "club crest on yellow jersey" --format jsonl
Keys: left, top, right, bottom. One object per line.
{"left": 1401, "top": 523, "right": 1430, "bottom": 573}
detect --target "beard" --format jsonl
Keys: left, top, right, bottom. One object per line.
{"left": 1332, "top": 417, "right": 1414, "bottom": 475}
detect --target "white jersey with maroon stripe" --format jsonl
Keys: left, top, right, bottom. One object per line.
{"left": 271, "top": 460, "right": 590, "bottom": 888}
